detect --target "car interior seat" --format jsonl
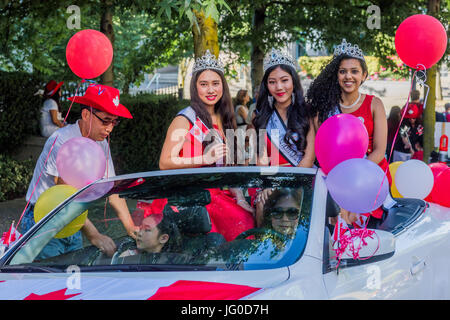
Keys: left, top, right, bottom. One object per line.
{"left": 169, "top": 205, "right": 226, "bottom": 259}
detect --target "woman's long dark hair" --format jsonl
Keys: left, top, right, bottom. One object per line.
{"left": 305, "top": 54, "right": 368, "bottom": 125}
{"left": 189, "top": 69, "right": 237, "bottom": 131}
{"left": 253, "top": 64, "right": 310, "bottom": 154}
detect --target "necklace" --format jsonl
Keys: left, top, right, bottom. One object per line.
{"left": 340, "top": 92, "right": 361, "bottom": 109}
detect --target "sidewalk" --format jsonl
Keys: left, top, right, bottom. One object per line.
{"left": 0, "top": 198, "right": 27, "bottom": 232}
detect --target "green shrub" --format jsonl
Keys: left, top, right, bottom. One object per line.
{"left": 0, "top": 154, "right": 34, "bottom": 202}
{"left": 298, "top": 56, "right": 409, "bottom": 80}
{"left": 0, "top": 71, "right": 44, "bottom": 154}
{"left": 109, "top": 93, "right": 189, "bottom": 174}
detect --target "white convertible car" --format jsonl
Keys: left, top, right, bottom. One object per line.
{"left": 0, "top": 167, "right": 449, "bottom": 300}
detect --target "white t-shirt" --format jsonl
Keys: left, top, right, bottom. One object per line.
{"left": 40, "top": 99, "right": 62, "bottom": 137}
{"left": 26, "top": 121, "right": 116, "bottom": 204}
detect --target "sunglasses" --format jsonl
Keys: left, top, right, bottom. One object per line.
{"left": 270, "top": 207, "right": 300, "bottom": 220}
{"left": 92, "top": 112, "right": 120, "bottom": 126}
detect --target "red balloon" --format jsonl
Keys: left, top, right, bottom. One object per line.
{"left": 425, "top": 163, "right": 448, "bottom": 202}
{"left": 315, "top": 114, "right": 369, "bottom": 175}
{"left": 66, "top": 29, "right": 113, "bottom": 79}
{"left": 432, "top": 168, "right": 450, "bottom": 207}
{"left": 395, "top": 14, "right": 447, "bottom": 70}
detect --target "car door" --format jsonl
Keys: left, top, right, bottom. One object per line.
{"left": 322, "top": 197, "right": 437, "bottom": 299}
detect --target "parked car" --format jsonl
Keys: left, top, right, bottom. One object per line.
{"left": 0, "top": 166, "right": 449, "bottom": 300}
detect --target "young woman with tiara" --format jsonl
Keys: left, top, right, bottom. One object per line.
{"left": 306, "top": 39, "right": 391, "bottom": 225}
{"left": 252, "top": 48, "right": 315, "bottom": 226}
{"left": 159, "top": 50, "right": 255, "bottom": 241}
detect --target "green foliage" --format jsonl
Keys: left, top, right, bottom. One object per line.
{"left": 298, "top": 55, "right": 410, "bottom": 80}
{"left": 109, "top": 93, "right": 189, "bottom": 174}
{"left": 0, "top": 70, "right": 44, "bottom": 154}
{"left": 0, "top": 154, "right": 34, "bottom": 202}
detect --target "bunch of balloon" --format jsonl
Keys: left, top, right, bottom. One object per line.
{"left": 316, "top": 114, "right": 389, "bottom": 213}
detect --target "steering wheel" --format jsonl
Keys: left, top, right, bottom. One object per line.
{"left": 110, "top": 236, "right": 136, "bottom": 265}
{"left": 86, "top": 236, "right": 136, "bottom": 266}
{"left": 234, "top": 228, "right": 287, "bottom": 242}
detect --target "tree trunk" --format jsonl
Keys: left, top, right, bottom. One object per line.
{"left": 250, "top": 5, "right": 266, "bottom": 94}
{"left": 100, "top": 0, "right": 114, "bottom": 87}
{"left": 424, "top": 64, "right": 437, "bottom": 163}
{"left": 192, "top": 10, "right": 219, "bottom": 59}
{"left": 423, "top": 0, "right": 440, "bottom": 163}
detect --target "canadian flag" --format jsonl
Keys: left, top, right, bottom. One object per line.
{"left": 188, "top": 119, "right": 209, "bottom": 144}
{"left": 0, "top": 222, "right": 22, "bottom": 256}
{"left": 332, "top": 215, "right": 349, "bottom": 243}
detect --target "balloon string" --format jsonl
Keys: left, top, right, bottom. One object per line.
{"left": 370, "top": 68, "right": 420, "bottom": 214}
{"left": 16, "top": 80, "right": 84, "bottom": 231}
{"left": 103, "top": 135, "right": 110, "bottom": 229}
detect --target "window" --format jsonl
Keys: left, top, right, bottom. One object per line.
{"left": 7, "top": 170, "right": 315, "bottom": 272}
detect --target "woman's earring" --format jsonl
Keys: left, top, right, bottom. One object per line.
{"left": 291, "top": 93, "right": 295, "bottom": 105}
{"left": 268, "top": 95, "right": 274, "bottom": 108}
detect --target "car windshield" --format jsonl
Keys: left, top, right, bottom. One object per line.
{"left": 7, "top": 168, "right": 315, "bottom": 271}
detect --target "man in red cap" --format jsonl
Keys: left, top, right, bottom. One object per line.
{"left": 21, "top": 84, "right": 136, "bottom": 260}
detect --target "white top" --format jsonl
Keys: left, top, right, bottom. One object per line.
{"left": 40, "top": 99, "right": 62, "bottom": 137}
{"left": 247, "top": 102, "right": 257, "bottom": 124}
{"left": 26, "top": 121, "right": 116, "bottom": 204}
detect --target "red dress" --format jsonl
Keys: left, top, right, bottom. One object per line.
{"left": 348, "top": 94, "right": 392, "bottom": 219}
{"left": 177, "top": 108, "right": 255, "bottom": 241}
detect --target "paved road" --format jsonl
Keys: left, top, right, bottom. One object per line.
{"left": 0, "top": 198, "right": 27, "bottom": 234}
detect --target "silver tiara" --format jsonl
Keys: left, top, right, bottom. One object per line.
{"left": 333, "top": 39, "right": 365, "bottom": 61}
{"left": 192, "top": 50, "right": 224, "bottom": 74}
{"left": 263, "top": 48, "right": 298, "bottom": 73}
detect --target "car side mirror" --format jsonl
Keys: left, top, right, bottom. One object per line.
{"left": 333, "top": 229, "right": 395, "bottom": 269}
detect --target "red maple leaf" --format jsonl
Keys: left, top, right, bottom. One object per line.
{"left": 24, "top": 288, "right": 81, "bottom": 300}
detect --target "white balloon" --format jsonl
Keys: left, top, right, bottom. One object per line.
{"left": 395, "top": 160, "right": 434, "bottom": 199}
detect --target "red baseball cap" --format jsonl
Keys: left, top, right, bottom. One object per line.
{"left": 44, "top": 80, "right": 64, "bottom": 97}
{"left": 68, "top": 84, "right": 132, "bottom": 119}
{"left": 403, "top": 104, "right": 419, "bottom": 119}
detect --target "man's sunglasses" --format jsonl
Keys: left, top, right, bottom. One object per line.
{"left": 270, "top": 207, "right": 300, "bottom": 220}
{"left": 92, "top": 112, "right": 120, "bottom": 126}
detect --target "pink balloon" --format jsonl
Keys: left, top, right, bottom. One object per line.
{"left": 56, "top": 137, "right": 106, "bottom": 189}
{"left": 395, "top": 15, "right": 447, "bottom": 70}
{"left": 66, "top": 29, "right": 113, "bottom": 79}
{"left": 315, "top": 114, "right": 369, "bottom": 174}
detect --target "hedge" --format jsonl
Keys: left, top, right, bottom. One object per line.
{"left": 0, "top": 154, "right": 34, "bottom": 202}
{"left": 109, "top": 93, "right": 189, "bottom": 174}
{"left": 0, "top": 71, "right": 44, "bottom": 154}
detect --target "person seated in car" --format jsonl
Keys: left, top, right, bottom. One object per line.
{"left": 120, "top": 210, "right": 181, "bottom": 257}
{"left": 260, "top": 188, "right": 303, "bottom": 237}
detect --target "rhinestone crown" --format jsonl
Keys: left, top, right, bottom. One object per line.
{"left": 333, "top": 39, "right": 365, "bottom": 61}
{"left": 192, "top": 50, "right": 224, "bottom": 74}
{"left": 263, "top": 48, "right": 298, "bottom": 73}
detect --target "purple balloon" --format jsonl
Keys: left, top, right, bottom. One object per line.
{"left": 315, "top": 114, "right": 369, "bottom": 174}
{"left": 325, "top": 158, "right": 389, "bottom": 213}
{"left": 56, "top": 137, "right": 106, "bottom": 189}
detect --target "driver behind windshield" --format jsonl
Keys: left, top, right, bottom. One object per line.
{"left": 262, "top": 188, "right": 303, "bottom": 237}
